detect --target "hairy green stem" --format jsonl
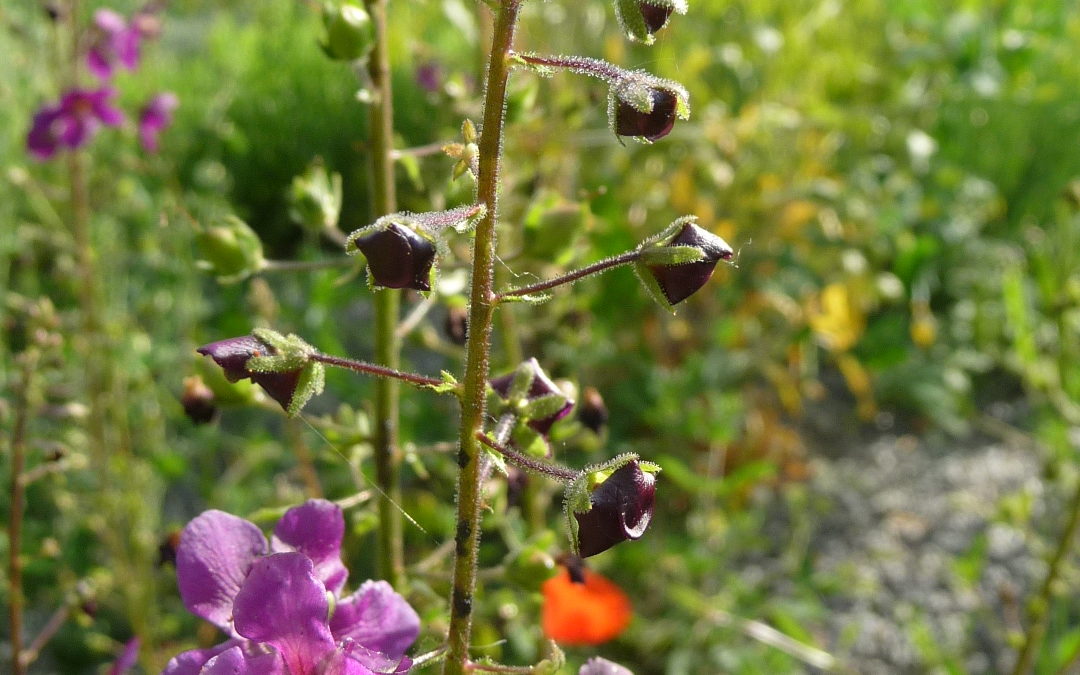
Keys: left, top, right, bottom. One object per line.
{"left": 362, "top": 0, "right": 405, "bottom": 589}
{"left": 313, "top": 353, "right": 445, "bottom": 389}
{"left": 1011, "top": 473, "right": 1080, "bottom": 675}
{"left": 444, "top": 2, "right": 522, "bottom": 672}
{"left": 476, "top": 432, "right": 578, "bottom": 482}
{"left": 8, "top": 351, "right": 38, "bottom": 675}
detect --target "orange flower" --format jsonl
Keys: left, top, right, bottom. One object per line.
{"left": 541, "top": 567, "right": 632, "bottom": 645}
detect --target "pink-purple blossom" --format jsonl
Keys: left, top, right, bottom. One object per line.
{"left": 87, "top": 9, "right": 143, "bottom": 79}
{"left": 163, "top": 499, "right": 419, "bottom": 675}
{"left": 138, "top": 92, "right": 178, "bottom": 151}
{"left": 26, "top": 88, "right": 124, "bottom": 160}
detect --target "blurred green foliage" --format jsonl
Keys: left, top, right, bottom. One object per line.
{"left": 2, "top": 0, "right": 1080, "bottom": 672}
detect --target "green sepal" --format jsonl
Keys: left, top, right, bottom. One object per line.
{"left": 499, "top": 292, "right": 553, "bottom": 305}
{"left": 511, "top": 424, "right": 551, "bottom": 459}
{"left": 421, "top": 370, "right": 461, "bottom": 395}
{"left": 562, "top": 472, "right": 592, "bottom": 555}
{"left": 614, "top": 0, "right": 689, "bottom": 44}
{"left": 508, "top": 361, "right": 537, "bottom": 401}
{"left": 288, "top": 159, "right": 342, "bottom": 234}
{"left": 638, "top": 244, "right": 707, "bottom": 266}
{"left": 533, "top": 642, "right": 566, "bottom": 675}
{"left": 287, "top": 362, "right": 325, "bottom": 417}
{"left": 523, "top": 393, "right": 573, "bottom": 421}
{"left": 634, "top": 259, "right": 678, "bottom": 313}
{"left": 246, "top": 328, "right": 316, "bottom": 373}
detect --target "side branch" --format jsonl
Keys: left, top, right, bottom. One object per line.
{"left": 312, "top": 353, "right": 445, "bottom": 388}
{"left": 476, "top": 432, "right": 578, "bottom": 482}
{"left": 495, "top": 250, "right": 640, "bottom": 301}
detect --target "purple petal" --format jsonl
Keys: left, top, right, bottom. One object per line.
{"left": 26, "top": 106, "right": 61, "bottom": 160}
{"left": 196, "top": 336, "right": 303, "bottom": 411}
{"left": 161, "top": 639, "right": 245, "bottom": 675}
{"left": 201, "top": 645, "right": 288, "bottom": 675}
{"left": 87, "top": 48, "right": 114, "bottom": 79}
{"left": 271, "top": 499, "right": 348, "bottom": 595}
{"left": 93, "top": 9, "right": 127, "bottom": 34}
{"left": 89, "top": 88, "right": 125, "bottom": 126}
{"left": 330, "top": 581, "right": 419, "bottom": 660}
{"left": 138, "top": 92, "right": 178, "bottom": 151}
{"left": 176, "top": 510, "right": 268, "bottom": 632}
{"left": 233, "top": 553, "right": 337, "bottom": 675}
{"left": 109, "top": 637, "right": 140, "bottom": 675}
{"left": 579, "top": 657, "right": 634, "bottom": 675}
{"left": 318, "top": 641, "right": 412, "bottom": 675}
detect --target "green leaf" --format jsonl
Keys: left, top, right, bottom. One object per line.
{"left": 639, "top": 244, "right": 707, "bottom": 266}
{"left": 421, "top": 370, "right": 461, "bottom": 395}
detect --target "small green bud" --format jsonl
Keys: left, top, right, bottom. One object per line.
{"left": 195, "top": 215, "right": 265, "bottom": 282}
{"left": 321, "top": 2, "right": 375, "bottom": 62}
{"left": 289, "top": 159, "right": 342, "bottom": 234}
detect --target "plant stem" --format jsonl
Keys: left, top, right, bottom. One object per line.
{"left": 362, "top": 0, "right": 404, "bottom": 588}
{"left": 444, "top": 2, "right": 522, "bottom": 672}
{"left": 312, "top": 352, "right": 444, "bottom": 388}
{"left": 1011, "top": 473, "right": 1080, "bottom": 675}
{"left": 8, "top": 350, "right": 38, "bottom": 675}
{"left": 19, "top": 603, "right": 70, "bottom": 669}
{"left": 476, "top": 432, "right": 578, "bottom": 482}
{"left": 495, "top": 250, "right": 640, "bottom": 302}
{"left": 513, "top": 52, "right": 627, "bottom": 83}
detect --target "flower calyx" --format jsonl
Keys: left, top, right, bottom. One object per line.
{"left": 196, "top": 329, "right": 325, "bottom": 417}
{"left": 489, "top": 358, "right": 575, "bottom": 456}
{"left": 345, "top": 204, "right": 485, "bottom": 292}
{"left": 289, "top": 158, "right": 343, "bottom": 234}
{"left": 614, "top": 0, "right": 688, "bottom": 45}
{"left": 564, "top": 453, "right": 660, "bottom": 557}
{"left": 634, "top": 215, "right": 734, "bottom": 308}
{"left": 443, "top": 119, "right": 480, "bottom": 180}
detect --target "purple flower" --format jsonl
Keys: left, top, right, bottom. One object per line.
{"left": 490, "top": 358, "right": 574, "bottom": 437}
{"left": 574, "top": 460, "right": 656, "bottom": 557}
{"left": 645, "top": 221, "right": 734, "bottom": 305}
{"left": 164, "top": 499, "right": 419, "bottom": 675}
{"left": 196, "top": 335, "right": 302, "bottom": 412}
{"left": 580, "top": 657, "right": 634, "bottom": 675}
{"left": 26, "top": 87, "right": 124, "bottom": 160}
{"left": 615, "top": 87, "right": 678, "bottom": 142}
{"left": 138, "top": 92, "right": 178, "bottom": 152}
{"left": 110, "top": 637, "right": 140, "bottom": 675}
{"left": 87, "top": 9, "right": 142, "bottom": 79}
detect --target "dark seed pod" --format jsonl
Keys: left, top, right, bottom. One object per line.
{"left": 615, "top": 88, "right": 678, "bottom": 142}
{"left": 444, "top": 305, "right": 469, "bottom": 345}
{"left": 181, "top": 375, "right": 218, "bottom": 425}
{"left": 577, "top": 386, "right": 609, "bottom": 433}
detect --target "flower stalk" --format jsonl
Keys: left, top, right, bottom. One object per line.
{"left": 362, "top": 0, "right": 405, "bottom": 589}
{"left": 8, "top": 350, "right": 38, "bottom": 675}
{"left": 495, "top": 250, "right": 641, "bottom": 302}
{"left": 476, "top": 432, "right": 578, "bottom": 483}
{"left": 312, "top": 352, "right": 446, "bottom": 389}
{"left": 445, "top": 1, "right": 523, "bottom": 672}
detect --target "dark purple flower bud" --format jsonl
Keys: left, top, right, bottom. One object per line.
{"left": 615, "top": 87, "right": 678, "bottom": 142}
{"left": 26, "top": 88, "right": 125, "bottom": 160}
{"left": 138, "top": 92, "right": 178, "bottom": 152}
{"left": 181, "top": 375, "right": 217, "bottom": 425}
{"left": 444, "top": 305, "right": 469, "bottom": 345}
{"left": 352, "top": 222, "right": 437, "bottom": 291}
{"left": 640, "top": 3, "right": 675, "bottom": 35}
{"left": 577, "top": 386, "right": 609, "bottom": 433}
{"left": 196, "top": 336, "right": 302, "bottom": 411}
{"left": 490, "top": 358, "right": 574, "bottom": 437}
{"left": 574, "top": 460, "right": 656, "bottom": 557}
{"left": 157, "top": 530, "right": 180, "bottom": 567}
{"left": 647, "top": 221, "right": 734, "bottom": 305}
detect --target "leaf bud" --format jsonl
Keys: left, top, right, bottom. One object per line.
{"left": 490, "top": 358, "right": 574, "bottom": 438}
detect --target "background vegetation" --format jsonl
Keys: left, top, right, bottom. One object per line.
{"left": 3, "top": 0, "right": 1080, "bottom": 672}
